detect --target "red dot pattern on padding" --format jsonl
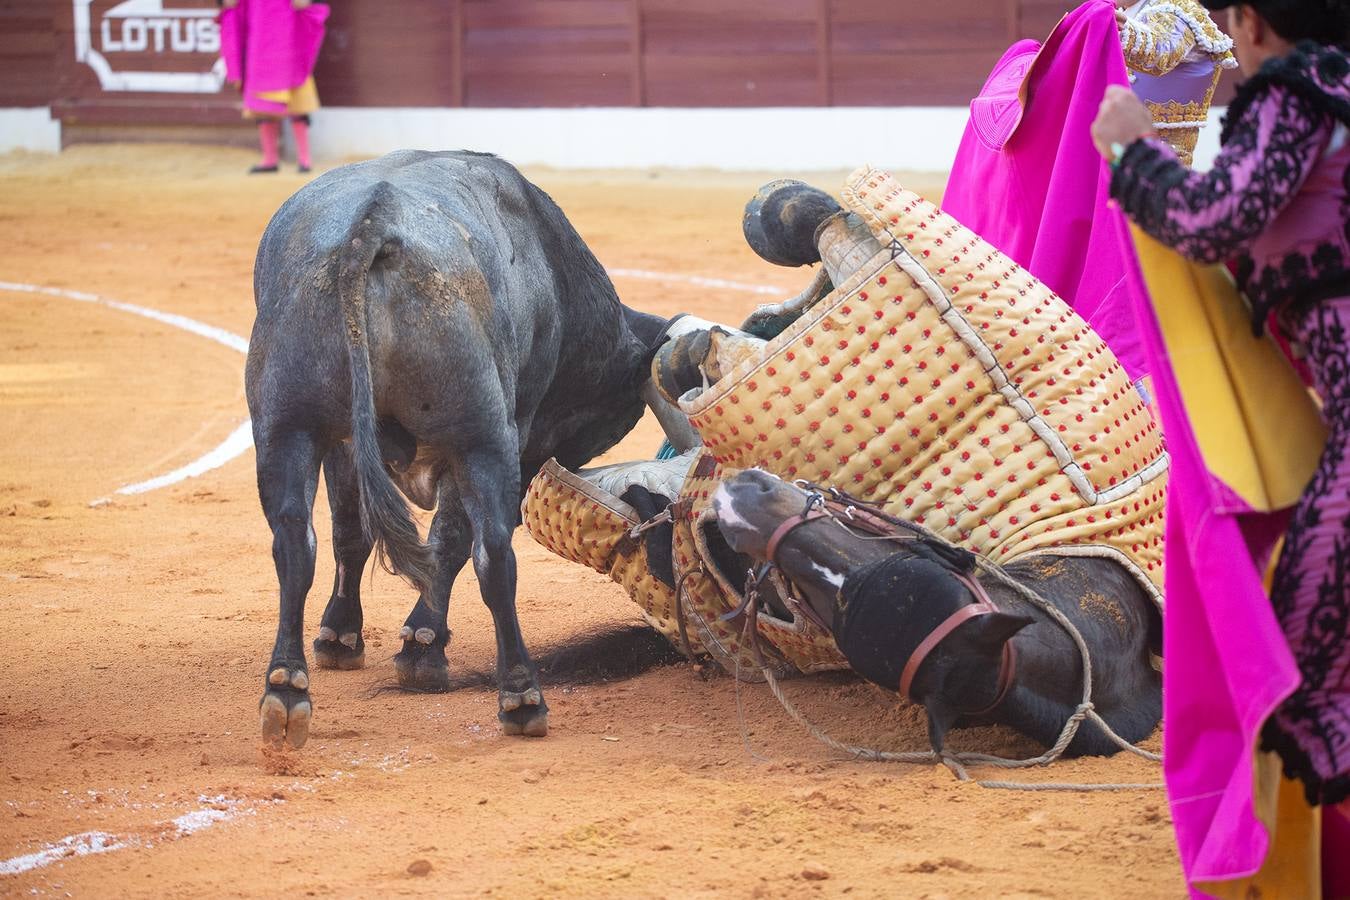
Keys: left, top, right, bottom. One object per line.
{"left": 526, "top": 167, "right": 1168, "bottom": 675}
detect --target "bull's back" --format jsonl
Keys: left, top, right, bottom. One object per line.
{"left": 246, "top": 151, "right": 570, "bottom": 434}
{"left": 254, "top": 152, "right": 543, "bottom": 320}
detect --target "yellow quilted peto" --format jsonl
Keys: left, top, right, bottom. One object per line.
{"left": 520, "top": 459, "right": 704, "bottom": 653}
{"left": 524, "top": 166, "right": 1168, "bottom": 674}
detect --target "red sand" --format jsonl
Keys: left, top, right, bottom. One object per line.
{"left": 0, "top": 145, "right": 1177, "bottom": 898}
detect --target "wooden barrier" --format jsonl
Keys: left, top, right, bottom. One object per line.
{"left": 0, "top": 2, "right": 1236, "bottom": 138}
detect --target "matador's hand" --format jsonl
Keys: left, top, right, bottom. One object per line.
{"left": 1091, "top": 85, "right": 1156, "bottom": 160}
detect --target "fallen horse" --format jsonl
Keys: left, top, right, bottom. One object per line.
{"left": 712, "top": 469, "right": 1160, "bottom": 757}
{"left": 522, "top": 166, "right": 1168, "bottom": 760}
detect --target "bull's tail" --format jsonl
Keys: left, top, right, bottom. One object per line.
{"left": 338, "top": 182, "right": 435, "bottom": 595}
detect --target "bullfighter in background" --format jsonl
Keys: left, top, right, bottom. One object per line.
{"left": 220, "top": 0, "right": 329, "bottom": 174}
{"left": 1116, "top": 0, "right": 1237, "bottom": 166}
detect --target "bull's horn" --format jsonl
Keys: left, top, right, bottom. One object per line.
{"left": 742, "top": 180, "right": 843, "bottom": 267}
{"left": 641, "top": 378, "right": 702, "bottom": 453}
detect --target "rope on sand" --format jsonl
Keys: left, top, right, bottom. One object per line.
{"left": 738, "top": 552, "right": 1163, "bottom": 792}
{"left": 757, "top": 664, "right": 1162, "bottom": 792}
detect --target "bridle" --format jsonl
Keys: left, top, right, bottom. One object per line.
{"left": 898, "top": 569, "right": 1017, "bottom": 717}
{"left": 751, "top": 482, "right": 1018, "bottom": 718}
{"left": 762, "top": 491, "right": 832, "bottom": 566}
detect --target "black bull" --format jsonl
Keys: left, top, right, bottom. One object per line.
{"left": 245, "top": 150, "right": 667, "bottom": 748}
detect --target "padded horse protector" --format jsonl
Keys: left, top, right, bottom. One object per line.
{"left": 525, "top": 166, "right": 1168, "bottom": 674}
{"left": 521, "top": 458, "right": 704, "bottom": 653}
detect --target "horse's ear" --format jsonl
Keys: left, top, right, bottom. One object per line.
{"left": 969, "top": 612, "right": 1035, "bottom": 651}
{"left": 925, "top": 698, "right": 961, "bottom": 755}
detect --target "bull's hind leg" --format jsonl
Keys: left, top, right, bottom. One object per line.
{"left": 256, "top": 430, "right": 324, "bottom": 749}
{"left": 455, "top": 448, "right": 547, "bottom": 737}
{"left": 313, "top": 445, "right": 372, "bottom": 670}
{"left": 394, "top": 485, "right": 471, "bottom": 692}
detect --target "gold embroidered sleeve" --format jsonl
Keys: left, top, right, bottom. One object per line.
{"left": 1119, "top": 9, "right": 1197, "bottom": 76}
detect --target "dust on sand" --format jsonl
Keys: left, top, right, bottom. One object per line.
{"left": 0, "top": 145, "right": 1175, "bottom": 897}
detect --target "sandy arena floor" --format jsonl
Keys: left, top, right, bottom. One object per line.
{"left": 0, "top": 145, "right": 1178, "bottom": 898}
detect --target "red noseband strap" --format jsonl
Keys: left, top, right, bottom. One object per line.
{"left": 751, "top": 495, "right": 1017, "bottom": 718}
{"left": 898, "top": 572, "right": 1017, "bottom": 717}
{"left": 763, "top": 507, "right": 831, "bottom": 567}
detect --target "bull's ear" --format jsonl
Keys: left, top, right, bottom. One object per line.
{"left": 969, "top": 612, "right": 1034, "bottom": 651}
{"left": 925, "top": 698, "right": 961, "bottom": 755}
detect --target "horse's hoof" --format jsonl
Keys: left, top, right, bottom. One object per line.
{"left": 742, "top": 179, "right": 842, "bottom": 267}
{"left": 260, "top": 667, "right": 312, "bottom": 749}
{"left": 313, "top": 628, "right": 365, "bottom": 670}
{"left": 499, "top": 687, "right": 548, "bottom": 737}
{"left": 394, "top": 640, "right": 450, "bottom": 692}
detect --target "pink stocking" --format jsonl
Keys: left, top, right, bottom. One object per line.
{"left": 257, "top": 120, "right": 281, "bottom": 168}
{"left": 291, "top": 117, "right": 311, "bottom": 170}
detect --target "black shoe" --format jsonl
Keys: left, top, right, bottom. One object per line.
{"left": 248, "top": 164, "right": 279, "bottom": 174}
{"left": 298, "top": 164, "right": 311, "bottom": 174}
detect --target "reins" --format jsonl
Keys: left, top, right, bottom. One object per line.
{"left": 728, "top": 482, "right": 1162, "bottom": 792}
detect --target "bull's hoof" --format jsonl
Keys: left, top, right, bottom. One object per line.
{"left": 394, "top": 634, "right": 450, "bottom": 693}
{"left": 260, "top": 666, "right": 312, "bottom": 749}
{"left": 499, "top": 687, "right": 549, "bottom": 737}
{"left": 313, "top": 627, "right": 365, "bottom": 670}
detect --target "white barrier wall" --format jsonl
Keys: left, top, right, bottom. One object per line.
{"left": 0, "top": 108, "right": 61, "bottom": 153}
{"left": 1, "top": 105, "right": 1224, "bottom": 172}
{"left": 313, "top": 105, "right": 1227, "bottom": 172}
{"left": 309, "top": 107, "right": 973, "bottom": 172}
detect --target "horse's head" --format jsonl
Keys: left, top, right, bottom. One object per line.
{"left": 711, "top": 468, "right": 817, "bottom": 559}
{"left": 712, "top": 468, "right": 875, "bottom": 634}
{"left": 713, "top": 468, "right": 1034, "bottom": 754}
{"left": 713, "top": 469, "right": 876, "bottom": 593}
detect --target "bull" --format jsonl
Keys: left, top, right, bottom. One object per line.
{"left": 245, "top": 150, "right": 667, "bottom": 748}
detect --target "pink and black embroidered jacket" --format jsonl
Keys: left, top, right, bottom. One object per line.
{"left": 1111, "top": 41, "right": 1350, "bottom": 333}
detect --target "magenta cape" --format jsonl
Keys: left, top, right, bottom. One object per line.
{"left": 1117, "top": 220, "right": 1301, "bottom": 893}
{"left": 942, "top": 0, "right": 1145, "bottom": 379}
{"left": 944, "top": 0, "right": 1302, "bottom": 893}
{"left": 220, "top": 0, "right": 329, "bottom": 116}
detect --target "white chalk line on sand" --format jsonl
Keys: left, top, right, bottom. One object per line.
{"left": 2, "top": 270, "right": 783, "bottom": 500}
{"left": 609, "top": 268, "right": 783, "bottom": 296}
{"left": 0, "top": 280, "right": 254, "bottom": 502}
{"left": 111, "top": 421, "right": 256, "bottom": 498}
{"left": 0, "top": 796, "right": 262, "bottom": 876}
{"left": 0, "top": 282, "right": 249, "bottom": 355}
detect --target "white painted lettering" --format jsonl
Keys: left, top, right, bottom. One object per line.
{"left": 197, "top": 20, "right": 219, "bottom": 54}
{"left": 121, "top": 18, "right": 147, "bottom": 52}
{"left": 148, "top": 18, "right": 170, "bottom": 52}
{"left": 170, "top": 18, "right": 193, "bottom": 52}
{"left": 100, "top": 17, "right": 122, "bottom": 52}
{"left": 96, "top": 14, "right": 220, "bottom": 55}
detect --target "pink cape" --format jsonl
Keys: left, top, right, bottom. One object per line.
{"left": 220, "top": 0, "right": 329, "bottom": 116}
{"left": 942, "top": 0, "right": 1144, "bottom": 379}
{"left": 1116, "top": 217, "right": 1301, "bottom": 893}
{"left": 945, "top": 0, "right": 1302, "bottom": 893}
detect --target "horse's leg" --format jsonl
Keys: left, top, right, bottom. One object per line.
{"left": 256, "top": 427, "right": 324, "bottom": 749}
{"left": 394, "top": 481, "right": 471, "bottom": 692}
{"left": 313, "top": 443, "right": 373, "bottom": 670}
